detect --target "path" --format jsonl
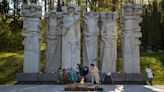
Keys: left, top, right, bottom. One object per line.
{"left": 0, "top": 85, "right": 164, "bottom": 92}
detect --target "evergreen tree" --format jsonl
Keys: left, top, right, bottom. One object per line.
{"left": 158, "top": 0, "right": 164, "bottom": 50}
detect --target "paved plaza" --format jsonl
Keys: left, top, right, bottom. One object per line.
{"left": 0, "top": 85, "right": 164, "bottom": 92}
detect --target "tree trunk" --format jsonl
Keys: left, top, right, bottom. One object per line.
{"left": 57, "top": 0, "right": 61, "bottom": 12}
{"left": 45, "top": 0, "right": 47, "bottom": 12}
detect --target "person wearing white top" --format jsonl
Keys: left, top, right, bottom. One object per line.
{"left": 90, "top": 64, "right": 100, "bottom": 84}
{"left": 145, "top": 65, "right": 154, "bottom": 85}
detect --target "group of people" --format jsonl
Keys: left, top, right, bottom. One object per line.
{"left": 58, "top": 64, "right": 154, "bottom": 85}
{"left": 76, "top": 64, "right": 154, "bottom": 85}
{"left": 70, "top": 63, "right": 100, "bottom": 84}
{"left": 58, "top": 63, "right": 100, "bottom": 84}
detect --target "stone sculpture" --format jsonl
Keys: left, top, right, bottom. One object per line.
{"left": 122, "top": 3, "right": 142, "bottom": 73}
{"left": 100, "top": 12, "right": 117, "bottom": 73}
{"left": 22, "top": 4, "right": 42, "bottom": 73}
{"left": 83, "top": 12, "right": 99, "bottom": 67}
{"left": 21, "top": 3, "right": 143, "bottom": 74}
{"left": 45, "top": 11, "right": 62, "bottom": 73}
{"left": 62, "top": 6, "right": 81, "bottom": 68}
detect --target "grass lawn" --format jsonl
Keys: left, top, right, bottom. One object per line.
{"left": 140, "top": 53, "right": 164, "bottom": 84}
{"left": 0, "top": 51, "right": 164, "bottom": 84}
{"left": 0, "top": 51, "right": 23, "bottom": 84}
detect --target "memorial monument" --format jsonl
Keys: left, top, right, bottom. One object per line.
{"left": 100, "top": 12, "right": 117, "bottom": 73}
{"left": 45, "top": 11, "right": 62, "bottom": 73}
{"left": 22, "top": 4, "right": 42, "bottom": 73}
{"left": 121, "top": 3, "right": 143, "bottom": 73}
{"left": 62, "top": 6, "right": 81, "bottom": 68}
{"left": 16, "top": 2, "right": 145, "bottom": 84}
{"left": 83, "top": 12, "right": 99, "bottom": 67}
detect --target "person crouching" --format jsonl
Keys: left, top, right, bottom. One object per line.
{"left": 90, "top": 64, "right": 99, "bottom": 84}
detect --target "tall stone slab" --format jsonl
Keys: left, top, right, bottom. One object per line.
{"left": 22, "top": 4, "right": 42, "bottom": 73}
{"left": 100, "top": 12, "right": 117, "bottom": 73}
{"left": 121, "top": 3, "right": 142, "bottom": 73}
{"left": 83, "top": 12, "right": 99, "bottom": 67}
{"left": 62, "top": 6, "right": 81, "bottom": 68}
{"left": 45, "top": 11, "right": 62, "bottom": 73}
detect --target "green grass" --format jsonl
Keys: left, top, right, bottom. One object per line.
{"left": 140, "top": 53, "right": 164, "bottom": 84}
{"left": 0, "top": 50, "right": 46, "bottom": 84}
{"left": 0, "top": 51, "right": 164, "bottom": 85}
{"left": 0, "top": 51, "right": 23, "bottom": 84}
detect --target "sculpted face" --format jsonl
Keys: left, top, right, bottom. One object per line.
{"left": 106, "top": 13, "right": 112, "bottom": 19}
{"left": 88, "top": 12, "right": 94, "bottom": 17}
{"left": 104, "top": 13, "right": 113, "bottom": 22}
{"left": 67, "top": 7, "right": 75, "bottom": 13}
{"left": 50, "top": 12, "right": 56, "bottom": 18}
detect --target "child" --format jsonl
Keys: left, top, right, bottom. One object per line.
{"left": 145, "top": 65, "right": 154, "bottom": 85}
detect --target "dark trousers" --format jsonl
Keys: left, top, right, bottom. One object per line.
{"left": 148, "top": 78, "right": 153, "bottom": 85}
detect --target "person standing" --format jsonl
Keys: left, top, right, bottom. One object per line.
{"left": 145, "top": 65, "right": 154, "bottom": 85}
{"left": 90, "top": 64, "right": 99, "bottom": 84}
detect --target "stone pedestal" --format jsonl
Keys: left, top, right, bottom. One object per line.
{"left": 22, "top": 4, "right": 42, "bottom": 73}
{"left": 111, "top": 73, "right": 147, "bottom": 84}
{"left": 38, "top": 73, "right": 59, "bottom": 81}
{"left": 121, "top": 3, "right": 142, "bottom": 73}
{"left": 16, "top": 73, "right": 59, "bottom": 83}
{"left": 16, "top": 73, "right": 38, "bottom": 81}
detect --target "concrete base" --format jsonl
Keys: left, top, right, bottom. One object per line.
{"left": 16, "top": 73, "right": 59, "bottom": 83}
{"left": 38, "top": 73, "right": 59, "bottom": 81}
{"left": 110, "top": 73, "right": 147, "bottom": 85}
{"left": 16, "top": 73, "right": 38, "bottom": 81}
{"left": 16, "top": 73, "right": 147, "bottom": 85}
{"left": 111, "top": 73, "right": 125, "bottom": 82}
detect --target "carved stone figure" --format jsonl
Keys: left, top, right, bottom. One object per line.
{"left": 22, "top": 4, "right": 42, "bottom": 73}
{"left": 122, "top": 3, "right": 142, "bottom": 73}
{"left": 83, "top": 12, "right": 99, "bottom": 67}
{"left": 45, "top": 11, "right": 62, "bottom": 73}
{"left": 62, "top": 6, "right": 81, "bottom": 68}
{"left": 100, "top": 12, "right": 117, "bottom": 73}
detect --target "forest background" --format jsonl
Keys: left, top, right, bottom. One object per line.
{"left": 0, "top": 0, "right": 164, "bottom": 84}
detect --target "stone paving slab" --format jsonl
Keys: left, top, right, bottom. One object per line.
{"left": 0, "top": 85, "right": 164, "bottom": 92}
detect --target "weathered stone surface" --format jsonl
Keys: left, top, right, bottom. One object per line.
{"left": 125, "top": 73, "right": 147, "bottom": 81}
{"left": 111, "top": 73, "right": 125, "bottom": 82}
{"left": 22, "top": 4, "right": 41, "bottom": 73}
{"left": 83, "top": 12, "right": 99, "bottom": 67}
{"left": 22, "top": 4, "right": 42, "bottom": 17}
{"left": 100, "top": 12, "right": 117, "bottom": 73}
{"left": 45, "top": 11, "right": 62, "bottom": 73}
{"left": 38, "top": 73, "right": 59, "bottom": 81}
{"left": 16, "top": 73, "right": 38, "bottom": 81}
{"left": 62, "top": 5, "right": 81, "bottom": 68}
{"left": 121, "top": 3, "right": 143, "bottom": 73}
